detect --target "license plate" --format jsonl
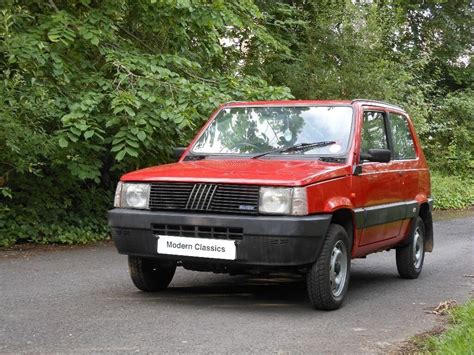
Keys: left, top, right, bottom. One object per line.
{"left": 157, "top": 235, "right": 236, "bottom": 260}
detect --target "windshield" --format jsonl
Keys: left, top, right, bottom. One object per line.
{"left": 192, "top": 106, "right": 354, "bottom": 157}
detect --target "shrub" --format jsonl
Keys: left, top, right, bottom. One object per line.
{"left": 431, "top": 171, "right": 474, "bottom": 210}
{"left": 0, "top": 175, "right": 111, "bottom": 247}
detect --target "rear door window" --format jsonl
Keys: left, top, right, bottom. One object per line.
{"left": 389, "top": 113, "right": 416, "bottom": 160}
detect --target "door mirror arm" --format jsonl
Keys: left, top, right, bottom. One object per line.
{"left": 360, "top": 149, "right": 391, "bottom": 163}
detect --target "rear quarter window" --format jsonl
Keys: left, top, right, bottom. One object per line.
{"left": 389, "top": 113, "right": 416, "bottom": 160}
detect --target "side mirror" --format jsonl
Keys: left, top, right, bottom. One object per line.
{"left": 360, "top": 148, "right": 391, "bottom": 163}
{"left": 173, "top": 147, "right": 186, "bottom": 161}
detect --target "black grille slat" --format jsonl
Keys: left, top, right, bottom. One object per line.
{"left": 207, "top": 207, "right": 247, "bottom": 213}
{"left": 211, "top": 196, "right": 258, "bottom": 202}
{"left": 149, "top": 182, "right": 259, "bottom": 215}
{"left": 217, "top": 185, "right": 259, "bottom": 189}
{"left": 152, "top": 224, "right": 243, "bottom": 240}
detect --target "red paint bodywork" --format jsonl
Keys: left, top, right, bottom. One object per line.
{"left": 121, "top": 100, "right": 431, "bottom": 258}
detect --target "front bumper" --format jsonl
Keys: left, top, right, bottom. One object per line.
{"left": 108, "top": 209, "right": 332, "bottom": 267}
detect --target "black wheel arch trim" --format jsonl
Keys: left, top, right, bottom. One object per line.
{"left": 420, "top": 198, "right": 434, "bottom": 252}
{"left": 353, "top": 200, "right": 419, "bottom": 229}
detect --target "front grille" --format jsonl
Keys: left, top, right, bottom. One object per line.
{"left": 153, "top": 224, "right": 243, "bottom": 240}
{"left": 149, "top": 183, "right": 259, "bottom": 214}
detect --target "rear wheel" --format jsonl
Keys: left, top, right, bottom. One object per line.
{"left": 128, "top": 256, "right": 176, "bottom": 292}
{"left": 396, "top": 217, "right": 425, "bottom": 279}
{"left": 306, "top": 224, "right": 351, "bottom": 310}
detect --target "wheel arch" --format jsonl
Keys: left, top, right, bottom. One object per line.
{"left": 330, "top": 208, "right": 355, "bottom": 252}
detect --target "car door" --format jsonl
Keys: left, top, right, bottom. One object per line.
{"left": 387, "top": 111, "right": 421, "bottom": 237}
{"left": 354, "top": 109, "right": 405, "bottom": 246}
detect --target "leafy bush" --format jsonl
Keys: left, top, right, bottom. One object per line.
{"left": 423, "top": 91, "right": 474, "bottom": 178}
{"left": 0, "top": 0, "right": 292, "bottom": 247}
{"left": 431, "top": 171, "right": 474, "bottom": 210}
{"left": 0, "top": 174, "right": 111, "bottom": 247}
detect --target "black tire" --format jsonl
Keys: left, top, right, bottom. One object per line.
{"left": 306, "top": 224, "right": 351, "bottom": 311}
{"left": 128, "top": 256, "right": 176, "bottom": 292}
{"left": 396, "top": 217, "right": 425, "bottom": 279}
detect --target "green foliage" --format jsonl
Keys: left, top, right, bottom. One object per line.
{"left": 419, "top": 300, "right": 474, "bottom": 353}
{"left": 252, "top": 0, "right": 472, "bottom": 152}
{"left": 250, "top": 2, "right": 434, "bottom": 131}
{"left": 423, "top": 91, "right": 474, "bottom": 178}
{"left": 0, "top": 0, "right": 291, "bottom": 247}
{"left": 0, "top": 175, "right": 111, "bottom": 247}
{"left": 1, "top": 0, "right": 291, "bottom": 177}
{"left": 0, "top": 0, "right": 472, "bottom": 246}
{"left": 431, "top": 172, "right": 474, "bottom": 210}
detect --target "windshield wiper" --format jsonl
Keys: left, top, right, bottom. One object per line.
{"left": 251, "top": 141, "right": 336, "bottom": 159}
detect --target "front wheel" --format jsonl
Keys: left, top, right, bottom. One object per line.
{"left": 396, "top": 217, "right": 425, "bottom": 279}
{"left": 306, "top": 224, "right": 351, "bottom": 310}
{"left": 128, "top": 256, "right": 176, "bottom": 292}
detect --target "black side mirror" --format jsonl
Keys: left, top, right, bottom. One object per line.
{"left": 173, "top": 147, "right": 186, "bottom": 161}
{"left": 360, "top": 148, "right": 391, "bottom": 163}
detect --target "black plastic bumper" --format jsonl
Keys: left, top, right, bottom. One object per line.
{"left": 108, "top": 209, "right": 332, "bottom": 267}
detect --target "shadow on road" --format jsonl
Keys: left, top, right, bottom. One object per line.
{"left": 121, "top": 267, "right": 407, "bottom": 311}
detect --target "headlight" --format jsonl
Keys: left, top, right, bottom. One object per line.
{"left": 259, "top": 187, "right": 308, "bottom": 215}
{"left": 114, "top": 182, "right": 150, "bottom": 209}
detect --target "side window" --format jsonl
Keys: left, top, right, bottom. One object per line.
{"left": 390, "top": 113, "right": 416, "bottom": 160}
{"left": 360, "top": 111, "right": 388, "bottom": 156}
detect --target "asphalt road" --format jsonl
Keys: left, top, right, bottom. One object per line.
{"left": 1, "top": 213, "right": 473, "bottom": 354}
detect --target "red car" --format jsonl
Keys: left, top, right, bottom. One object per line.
{"left": 108, "top": 99, "right": 433, "bottom": 310}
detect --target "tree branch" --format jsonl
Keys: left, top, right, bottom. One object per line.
{"left": 118, "top": 26, "right": 219, "bottom": 85}
{"left": 181, "top": 69, "right": 219, "bottom": 84}
{"left": 48, "top": 0, "right": 59, "bottom": 12}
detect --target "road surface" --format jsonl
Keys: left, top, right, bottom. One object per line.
{"left": 1, "top": 213, "right": 473, "bottom": 353}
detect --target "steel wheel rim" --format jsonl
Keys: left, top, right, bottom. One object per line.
{"left": 413, "top": 227, "right": 423, "bottom": 269}
{"left": 330, "top": 240, "right": 348, "bottom": 297}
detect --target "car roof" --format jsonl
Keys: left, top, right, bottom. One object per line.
{"left": 223, "top": 100, "right": 352, "bottom": 106}
{"left": 222, "top": 99, "right": 406, "bottom": 113}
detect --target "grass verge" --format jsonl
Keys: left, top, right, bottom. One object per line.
{"left": 415, "top": 299, "right": 474, "bottom": 353}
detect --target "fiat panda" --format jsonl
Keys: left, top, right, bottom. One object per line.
{"left": 108, "top": 99, "right": 433, "bottom": 310}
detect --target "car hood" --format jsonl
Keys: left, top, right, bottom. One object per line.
{"left": 121, "top": 159, "right": 351, "bottom": 186}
